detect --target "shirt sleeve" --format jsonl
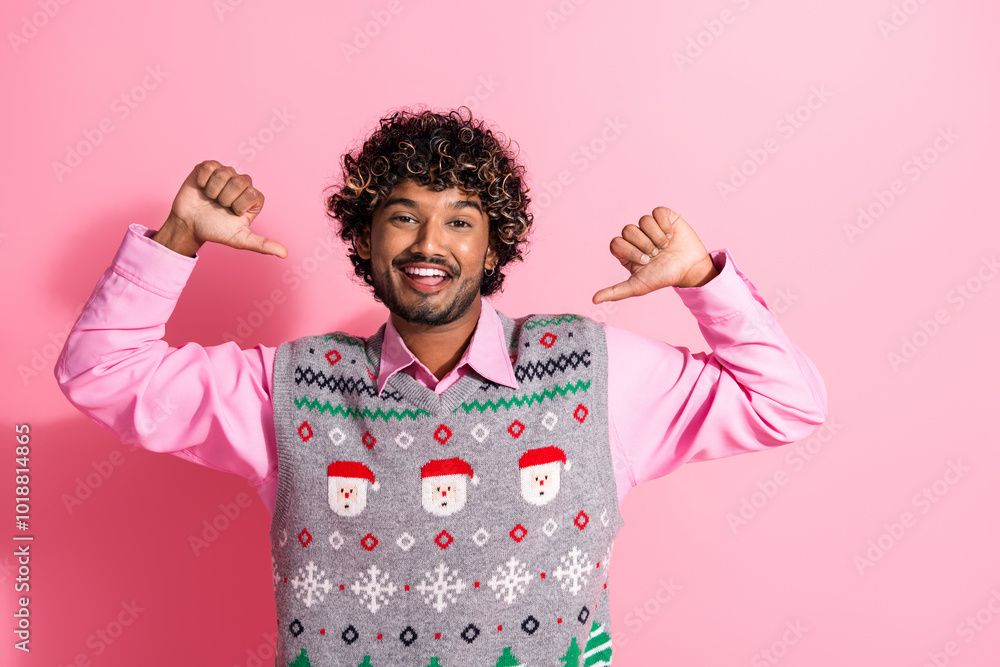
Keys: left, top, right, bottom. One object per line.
{"left": 604, "top": 248, "right": 829, "bottom": 502}
{"left": 53, "top": 223, "right": 279, "bottom": 513}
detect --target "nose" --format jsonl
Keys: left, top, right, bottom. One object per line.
{"left": 411, "top": 218, "right": 448, "bottom": 258}
{"left": 441, "top": 491, "right": 447, "bottom": 497}
{"left": 539, "top": 480, "right": 544, "bottom": 486}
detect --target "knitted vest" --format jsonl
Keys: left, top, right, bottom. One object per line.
{"left": 269, "top": 310, "right": 624, "bottom": 666}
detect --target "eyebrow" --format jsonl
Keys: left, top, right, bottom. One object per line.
{"left": 383, "top": 196, "right": 483, "bottom": 215}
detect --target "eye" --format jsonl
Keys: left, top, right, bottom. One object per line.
{"left": 450, "top": 219, "right": 471, "bottom": 228}
{"left": 392, "top": 214, "right": 417, "bottom": 223}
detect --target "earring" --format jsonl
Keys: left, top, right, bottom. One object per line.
{"left": 484, "top": 266, "right": 495, "bottom": 277}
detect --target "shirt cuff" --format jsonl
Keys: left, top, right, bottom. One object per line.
{"left": 112, "top": 223, "right": 199, "bottom": 299}
{"left": 672, "top": 248, "right": 758, "bottom": 321}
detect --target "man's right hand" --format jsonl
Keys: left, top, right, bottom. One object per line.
{"left": 152, "top": 160, "right": 288, "bottom": 258}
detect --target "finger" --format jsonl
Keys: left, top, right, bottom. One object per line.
{"left": 195, "top": 160, "right": 223, "bottom": 189}
{"left": 639, "top": 211, "right": 671, "bottom": 253}
{"left": 230, "top": 184, "right": 264, "bottom": 220}
{"left": 621, "top": 224, "right": 656, "bottom": 258}
{"left": 592, "top": 278, "right": 638, "bottom": 304}
{"left": 204, "top": 165, "right": 236, "bottom": 200}
{"left": 610, "top": 235, "right": 651, "bottom": 267}
{"left": 217, "top": 174, "right": 252, "bottom": 209}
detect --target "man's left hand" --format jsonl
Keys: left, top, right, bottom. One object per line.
{"left": 592, "top": 207, "right": 718, "bottom": 304}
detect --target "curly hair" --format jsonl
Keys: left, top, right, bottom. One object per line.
{"left": 325, "top": 105, "right": 533, "bottom": 298}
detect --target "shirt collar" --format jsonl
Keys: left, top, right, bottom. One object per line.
{"left": 377, "top": 295, "right": 518, "bottom": 395}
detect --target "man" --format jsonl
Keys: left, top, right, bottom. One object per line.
{"left": 55, "top": 106, "right": 827, "bottom": 666}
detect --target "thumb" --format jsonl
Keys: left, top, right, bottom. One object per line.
{"left": 592, "top": 277, "right": 639, "bottom": 304}
{"left": 227, "top": 226, "right": 288, "bottom": 258}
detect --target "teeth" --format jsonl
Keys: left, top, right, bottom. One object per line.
{"left": 403, "top": 267, "right": 448, "bottom": 277}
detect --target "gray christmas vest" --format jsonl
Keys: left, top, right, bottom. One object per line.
{"left": 270, "top": 310, "right": 625, "bottom": 666}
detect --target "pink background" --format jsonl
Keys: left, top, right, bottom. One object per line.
{"left": 3, "top": 0, "right": 999, "bottom": 664}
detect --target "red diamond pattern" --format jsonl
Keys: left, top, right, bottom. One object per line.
{"left": 298, "top": 421, "right": 313, "bottom": 442}
{"left": 540, "top": 332, "right": 557, "bottom": 348}
{"left": 298, "top": 528, "right": 312, "bottom": 547}
{"left": 361, "top": 533, "right": 378, "bottom": 551}
{"left": 574, "top": 404, "right": 589, "bottom": 423}
{"left": 362, "top": 431, "right": 377, "bottom": 450}
{"left": 433, "top": 424, "right": 452, "bottom": 444}
{"left": 325, "top": 349, "right": 341, "bottom": 365}
{"left": 574, "top": 511, "right": 589, "bottom": 530}
{"left": 508, "top": 420, "right": 525, "bottom": 438}
{"left": 435, "top": 530, "right": 454, "bottom": 550}
{"left": 510, "top": 524, "right": 528, "bottom": 543}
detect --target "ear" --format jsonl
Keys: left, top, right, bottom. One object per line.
{"left": 354, "top": 223, "right": 372, "bottom": 260}
{"left": 485, "top": 230, "right": 499, "bottom": 272}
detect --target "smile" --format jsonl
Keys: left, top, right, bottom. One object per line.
{"left": 399, "top": 266, "right": 452, "bottom": 292}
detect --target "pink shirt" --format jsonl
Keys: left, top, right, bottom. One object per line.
{"left": 54, "top": 224, "right": 828, "bottom": 515}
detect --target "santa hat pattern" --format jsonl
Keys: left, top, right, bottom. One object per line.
{"left": 327, "top": 460, "right": 380, "bottom": 491}
{"left": 421, "top": 457, "right": 480, "bottom": 486}
{"left": 518, "top": 445, "right": 571, "bottom": 471}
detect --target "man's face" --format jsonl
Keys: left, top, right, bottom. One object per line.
{"left": 356, "top": 179, "right": 498, "bottom": 326}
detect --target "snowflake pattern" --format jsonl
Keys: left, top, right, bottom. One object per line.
{"left": 553, "top": 545, "right": 593, "bottom": 595}
{"left": 416, "top": 562, "right": 468, "bottom": 613}
{"left": 351, "top": 564, "right": 398, "bottom": 613}
{"left": 289, "top": 561, "right": 333, "bottom": 608}
{"left": 487, "top": 556, "right": 532, "bottom": 604}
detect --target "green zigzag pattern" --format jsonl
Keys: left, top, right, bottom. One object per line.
{"left": 455, "top": 379, "right": 590, "bottom": 414}
{"left": 523, "top": 314, "right": 584, "bottom": 330}
{"left": 294, "top": 396, "right": 431, "bottom": 421}
{"left": 322, "top": 332, "right": 367, "bottom": 349}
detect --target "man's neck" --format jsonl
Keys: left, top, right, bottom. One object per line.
{"left": 390, "top": 298, "right": 482, "bottom": 381}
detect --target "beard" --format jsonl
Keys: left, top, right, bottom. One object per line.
{"left": 371, "top": 256, "right": 484, "bottom": 327}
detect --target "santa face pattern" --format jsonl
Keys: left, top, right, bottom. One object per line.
{"left": 421, "top": 474, "right": 467, "bottom": 516}
{"left": 329, "top": 478, "right": 367, "bottom": 517}
{"left": 520, "top": 461, "right": 562, "bottom": 506}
